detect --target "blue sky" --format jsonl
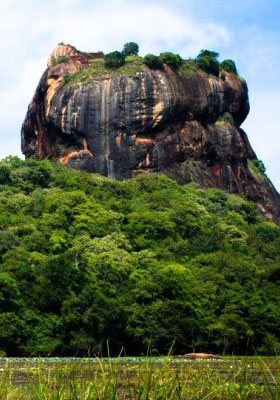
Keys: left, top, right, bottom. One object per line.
{"left": 0, "top": 0, "right": 279, "bottom": 190}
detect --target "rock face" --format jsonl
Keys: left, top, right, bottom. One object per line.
{"left": 22, "top": 44, "right": 280, "bottom": 222}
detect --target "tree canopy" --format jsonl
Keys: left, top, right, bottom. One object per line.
{"left": 0, "top": 157, "right": 279, "bottom": 357}
{"left": 143, "top": 54, "right": 163, "bottom": 69}
{"left": 123, "top": 42, "right": 139, "bottom": 56}
{"left": 196, "top": 50, "right": 220, "bottom": 76}
{"left": 220, "top": 59, "right": 238, "bottom": 75}
{"left": 159, "top": 52, "right": 183, "bottom": 69}
{"left": 104, "top": 51, "right": 125, "bottom": 68}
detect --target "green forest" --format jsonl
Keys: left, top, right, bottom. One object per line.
{"left": 0, "top": 157, "right": 279, "bottom": 357}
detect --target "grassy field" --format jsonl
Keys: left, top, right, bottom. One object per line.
{"left": 0, "top": 356, "right": 279, "bottom": 399}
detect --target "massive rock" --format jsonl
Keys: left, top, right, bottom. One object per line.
{"left": 22, "top": 44, "right": 280, "bottom": 222}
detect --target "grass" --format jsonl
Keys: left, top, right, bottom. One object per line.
{"left": 61, "top": 53, "right": 244, "bottom": 86}
{"left": 62, "top": 56, "right": 239, "bottom": 86}
{"left": 63, "top": 56, "right": 144, "bottom": 85}
{"left": 248, "top": 159, "right": 266, "bottom": 180}
{"left": 63, "top": 56, "right": 201, "bottom": 86}
{"left": 216, "top": 113, "right": 234, "bottom": 125}
{"left": 52, "top": 55, "right": 70, "bottom": 67}
{"left": 0, "top": 356, "right": 279, "bottom": 399}
{"left": 179, "top": 59, "right": 199, "bottom": 76}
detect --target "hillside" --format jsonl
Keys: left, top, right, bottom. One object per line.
{"left": 21, "top": 43, "right": 280, "bottom": 222}
{"left": 0, "top": 157, "right": 279, "bottom": 356}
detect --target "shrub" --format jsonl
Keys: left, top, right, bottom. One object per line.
{"left": 159, "top": 52, "right": 183, "bottom": 69}
{"left": 143, "top": 54, "right": 163, "bottom": 69}
{"left": 196, "top": 50, "right": 220, "bottom": 76}
{"left": 104, "top": 51, "right": 125, "bottom": 68}
{"left": 220, "top": 59, "right": 238, "bottom": 75}
{"left": 123, "top": 42, "right": 139, "bottom": 56}
{"left": 52, "top": 55, "right": 70, "bottom": 67}
{"left": 253, "top": 159, "right": 266, "bottom": 174}
{"left": 217, "top": 113, "right": 234, "bottom": 125}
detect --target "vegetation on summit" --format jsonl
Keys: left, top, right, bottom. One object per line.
{"left": 0, "top": 157, "right": 279, "bottom": 357}
{"left": 58, "top": 41, "right": 239, "bottom": 77}
{"left": 104, "top": 51, "right": 126, "bottom": 68}
{"left": 122, "top": 42, "right": 140, "bottom": 56}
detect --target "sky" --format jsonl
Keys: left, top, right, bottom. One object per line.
{"left": 0, "top": 0, "right": 279, "bottom": 190}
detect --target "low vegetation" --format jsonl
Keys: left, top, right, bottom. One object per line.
{"left": 104, "top": 51, "right": 126, "bottom": 68}
{"left": 59, "top": 41, "right": 239, "bottom": 83}
{"left": 253, "top": 158, "right": 266, "bottom": 174}
{"left": 52, "top": 55, "right": 70, "bottom": 67}
{"left": 159, "top": 52, "right": 183, "bottom": 69}
{"left": 63, "top": 57, "right": 143, "bottom": 85}
{"left": 143, "top": 54, "right": 163, "bottom": 69}
{"left": 217, "top": 113, "right": 234, "bottom": 125}
{"left": 0, "top": 356, "right": 279, "bottom": 399}
{"left": 0, "top": 157, "right": 279, "bottom": 357}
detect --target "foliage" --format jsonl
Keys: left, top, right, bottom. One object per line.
{"left": 0, "top": 357, "right": 279, "bottom": 399}
{"left": 220, "top": 59, "right": 238, "bottom": 75}
{"left": 52, "top": 55, "right": 70, "bottom": 67}
{"left": 159, "top": 52, "right": 183, "bottom": 69}
{"left": 143, "top": 54, "right": 163, "bottom": 69}
{"left": 122, "top": 42, "right": 139, "bottom": 56}
{"left": 217, "top": 113, "right": 234, "bottom": 125}
{"left": 196, "top": 50, "right": 220, "bottom": 76}
{"left": 104, "top": 51, "right": 125, "bottom": 68}
{"left": 0, "top": 157, "right": 279, "bottom": 357}
{"left": 179, "top": 59, "right": 198, "bottom": 76}
{"left": 253, "top": 159, "right": 266, "bottom": 174}
{"left": 63, "top": 57, "right": 142, "bottom": 85}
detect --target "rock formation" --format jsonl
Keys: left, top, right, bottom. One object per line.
{"left": 21, "top": 44, "right": 280, "bottom": 222}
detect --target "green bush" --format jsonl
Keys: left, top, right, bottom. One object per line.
{"left": 196, "top": 49, "right": 220, "bottom": 76}
{"left": 159, "top": 52, "right": 183, "bottom": 69}
{"left": 52, "top": 55, "right": 69, "bottom": 67}
{"left": 217, "top": 113, "right": 234, "bottom": 125}
{"left": 253, "top": 159, "right": 266, "bottom": 173}
{"left": 104, "top": 51, "right": 125, "bottom": 68}
{"left": 123, "top": 42, "right": 139, "bottom": 56}
{"left": 220, "top": 59, "right": 238, "bottom": 75}
{"left": 0, "top": 164, "right": 11, "bottom": 184}
{"left": 143, "top": 54, "right": 163, "bottom": 69}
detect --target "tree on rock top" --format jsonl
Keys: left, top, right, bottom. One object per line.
{"left": 220, "top": 59, "right": 238, "bottom": 75}
{"left": 123, "top": 42, "right": 139, "bottom": 56}
{"left": 143, "top": 54, "right": 163, "bottom": 69}
{"left": 196, "top": 50, "right": 220, "bottom": 76}
{"left": 159, "top": 52, "right": 183, "bottom": 69}
{"left": 104, "top": 51, "right": 125, "bottom": 68}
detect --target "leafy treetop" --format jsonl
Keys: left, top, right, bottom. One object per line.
{"left": 123, "top": 42, "right": 140, "bottom": 56}
{"left": 195, "top": 50, "right": 220, "bottom": 76}
{"left": 220, "top": 59, "right": 238, "bottom": 75}
{"left": 104, "top": 51, "right": 125, "bottom": 68}
{"left": 159, "top": 52, "right": 183, "bottom": 69}
{"left": 143, "top": 54, "right": 163, "bottom": 69}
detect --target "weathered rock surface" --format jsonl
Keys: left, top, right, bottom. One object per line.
{"left": 22, "top": 44, "right": 280, "bottom": 222}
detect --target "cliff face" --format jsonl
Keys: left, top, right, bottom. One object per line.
{"left": 22, "top": 44, "right": 280, "bottom": 222}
